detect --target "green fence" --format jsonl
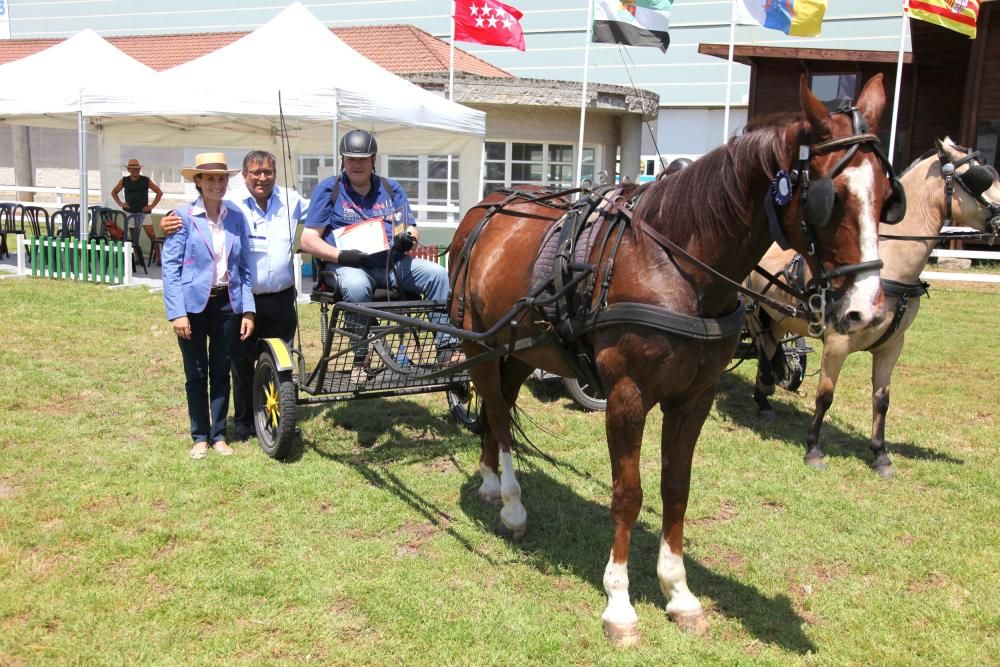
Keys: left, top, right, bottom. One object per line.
{"left": 28, "top": 236, "right": 130, "bottom": 285}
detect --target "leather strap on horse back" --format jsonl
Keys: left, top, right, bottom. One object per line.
{"left": 586, "top": 301, "right": 746, "bottom": 341}
{"left": 865, "top": 278, "right": 929, "bottom": 351}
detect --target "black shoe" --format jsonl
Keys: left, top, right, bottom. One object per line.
{"left": 233, "top": 424, "right": 255, "bottom": 441}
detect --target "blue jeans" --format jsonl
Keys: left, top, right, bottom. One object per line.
{"left": 329, "top": 255, "right": 456, "bottom": 349}
{"left": 177, "top": 294, "right": 237, "bottom": 444}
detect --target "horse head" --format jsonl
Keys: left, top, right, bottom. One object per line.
{"left": 772, "top": 73, "right": 891, "bottom": 335}
{"left": 933, "top": 138, "right": 1000, "bottom": 235}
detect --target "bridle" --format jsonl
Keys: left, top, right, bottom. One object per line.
{"left": 878, "top": 146, "right": 1000, "bottom": 244}
{"left": 763, "top": 106, "right": 899, "bottom": 334}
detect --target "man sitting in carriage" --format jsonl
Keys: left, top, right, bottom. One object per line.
{"left": 299, "top": 129, "right": 460, "bottom": 362}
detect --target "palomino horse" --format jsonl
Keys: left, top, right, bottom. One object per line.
{"left": 448, "top": 75, "right": 892, "bottom": 644}
{"left": 747, "top": 138, "right": 1000, "bottom": 477}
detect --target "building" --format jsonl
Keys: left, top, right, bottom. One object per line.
{"left": 0, "top": 21, "right": 656, "bottom": 240}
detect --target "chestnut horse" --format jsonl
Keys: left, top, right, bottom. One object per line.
{"left": 448, "top": 75, "right": 892, "bottom": 644}
{"left": 746, "top": 138, "right": 1000, "bottom": 477}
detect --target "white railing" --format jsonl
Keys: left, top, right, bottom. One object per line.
{"left": 923, "top": 248, "right": 1000, "bottom": 284}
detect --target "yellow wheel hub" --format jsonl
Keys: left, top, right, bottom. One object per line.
{"left": 263, "top": 380, "right": 280, "bottom": 427}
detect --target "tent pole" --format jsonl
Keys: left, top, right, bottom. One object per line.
{"left": 723, "top": 0, "right": 738, "bottom": 145}
{"left": 888, "top": 1, "right": 909, "bottom": 165}
{"left": 78, "top": 105, "right": 88, "bottom": 241}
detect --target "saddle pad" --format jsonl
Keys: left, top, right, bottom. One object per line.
{"left": 529, "top": 199, "right": 607, "bottom": 322}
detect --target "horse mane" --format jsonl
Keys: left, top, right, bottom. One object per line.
{"left": 634, "top": 114, "right": 795, "bottom": 248}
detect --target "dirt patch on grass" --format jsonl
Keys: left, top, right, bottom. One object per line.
{"left": 688, "top": 501, "right": 738, "bottom": 526}
{"left": 418, "top": 457, "right": 461, "bottom": 474}
{"left": 699, "top": 547, "right": 746, "bottom": 573}
{"left": 394, "top": 514, "right": 452, "bottom": 557}
{"left": 0, "top": 478, "right": 17, "bottom": 500}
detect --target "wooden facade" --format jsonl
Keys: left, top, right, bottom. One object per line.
{"left": 699, "top": 1, "right": 999, "bottom": 171}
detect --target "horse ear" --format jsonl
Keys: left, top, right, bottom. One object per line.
{"left": 800, "top": 74, "right": 832, "bottom": 143}
{"left": 854, "top": 74, "right": 886, "bottom": 134}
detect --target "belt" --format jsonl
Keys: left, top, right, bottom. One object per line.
{"left": 209, "top": 285, "right": 228, "bottom": 298}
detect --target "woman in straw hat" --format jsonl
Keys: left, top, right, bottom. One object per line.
{"left": 162, "top": 152, "right": 256, "bottom": 460}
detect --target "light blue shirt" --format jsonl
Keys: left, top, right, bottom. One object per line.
{"left": 226, "top": 184, "right": 309, "bottom": 295}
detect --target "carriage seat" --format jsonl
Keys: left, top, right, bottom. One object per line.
{"left": 309, "top": 256, "right": 421, "bottom": 305}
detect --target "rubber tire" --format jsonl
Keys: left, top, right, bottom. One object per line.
{"left": 563, "top": 377, "right": 607, "bottom": 412}
{"left": 254, "top": 351, "right": 299, "bottom": 459}
{"left": 447, "top": 382, "right": 484, "bottom": 434}
{"left": 777, "top": 337, "right": 808, "bottom": 392}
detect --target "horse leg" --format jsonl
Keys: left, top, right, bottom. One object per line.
{"left": 469, "top": 357, "right": 532, "bottom": 539}
{"left": 657, "top": 389, "right": 714, "bottom": 635}
{"left": 753, "top": 334, "right": 779, "bottom": 419}
{"left": 869, "top": 337, "right": 904, "bottom": 479}
{"left": 804, "top": 338, "right": 849, "bottom": 469}
{"left": 600, "top": 377, "right": 647, "bottom": 647}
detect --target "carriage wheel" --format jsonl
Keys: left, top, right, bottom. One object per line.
{"left": 254, "top": 351, "right": 299, "bottom": 459}
{"left": 777, "top": 336, "right": 809, "bottom": 391}
{"left": 447, "top": 382, "right": 483, "bottom": 433}
{"left": 563, "top": 377, "right": 607, "bottom": 412}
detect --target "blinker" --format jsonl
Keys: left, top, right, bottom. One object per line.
{"left": 963, "top": 165, "right": 995, "bottom": 197}
{"left": 804, "top": 177, "right": 835, "bottom": 228}
{"left": 881, "top": 178, "right": 907, "bottom": 225}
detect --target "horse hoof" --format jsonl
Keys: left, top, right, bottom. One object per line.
{"left": 804, "top": 456, "right": 828, "bottom": 471}
{"left": 873, "top": 464, "right": 895, "bottom": 479}
{"left": 758, "top": 409, "right": 776, "bottom": 422}
{"left": 498, "top": 520, "right": 526, "bottom": 542}
{"left": 670, "top": 611, "right": 709, "bottom": 635}
{"left": 603, "top": 621, "right": 640, "bottom": 647}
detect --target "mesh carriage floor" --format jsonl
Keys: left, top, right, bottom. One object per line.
{"left": 300, "top": 299, "right": 470, "bottom": 400}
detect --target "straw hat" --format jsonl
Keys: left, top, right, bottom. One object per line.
{"left": 181, "top": 152, "right": 240, "bottom": 181}
{"left": 124, "top": 158, "right": 142, "bottom": 169}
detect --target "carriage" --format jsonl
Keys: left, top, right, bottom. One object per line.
{"left": 250, "top": 264, "right": 482, "bottom": 460}
{"left": 252, "top": 74, "right": 911, "bottom": 645}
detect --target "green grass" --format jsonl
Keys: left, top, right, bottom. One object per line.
{"left": 1, "top": 279, "right": 997, "bottom": 665}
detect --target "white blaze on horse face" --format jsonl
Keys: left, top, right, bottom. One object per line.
{"left": 602, "top": 554, "right": 639, "bottom": 626}
{"left": 657, "top": 536, "right": 703, "bottom": 616}
{"left": 840, "top": 161, "right": 883, "bottom": 325}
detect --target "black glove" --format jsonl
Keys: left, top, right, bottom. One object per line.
{"left": 392, "top": 232, "right": 416, "bottom": 253}
{"left": 337, "top": 249, "right": 369, "bottom": 268}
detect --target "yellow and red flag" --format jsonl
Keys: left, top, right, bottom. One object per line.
{"left": 909, "top": 0, "right": 980, "bottom": 39}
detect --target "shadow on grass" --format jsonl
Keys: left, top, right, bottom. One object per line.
{"left": 457, "top": 461, "right": 817, "bottom": 654}
{"left": 713, "top": 372, "right": 963, "bottom": 467}
{"left": 298, "top": 393, "right": 814, "bottom": 652}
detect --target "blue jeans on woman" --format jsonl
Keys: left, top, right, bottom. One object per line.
{"left": 177, "top": 293, "right": 238, "bottom": 444}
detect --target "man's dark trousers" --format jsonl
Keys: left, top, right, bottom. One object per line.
{"left": 232, "top": 286, "right": 297, "bottom": 438}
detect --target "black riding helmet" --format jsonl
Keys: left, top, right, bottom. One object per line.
{"left": 664, "top": 157, "right": 693, "bottom": 176}
{"left": 340, "top": 129, "right": 378, "bottom": 158}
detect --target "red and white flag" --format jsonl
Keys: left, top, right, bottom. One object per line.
{"left": 454, "top": 0, "right": 526, "bottom": 51}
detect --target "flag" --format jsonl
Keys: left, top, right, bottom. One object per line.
{"left": 735, "top": 0, "right": 827, "bottom": 37}
{"left": 909, "top": 0, "right": 979, "bottom": 39}
{"left": 592, "top": 0, "right": 672, "bottom": 53}
{"left": 454, "top": 0, "right": 526, "bottom": 51}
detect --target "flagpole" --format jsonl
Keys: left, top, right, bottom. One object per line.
{"left": 449, "top": 0, "right": 457, "bottom": 101}
{"left": 723, "top": 0, "right": 738, "bottom": 145}
{"left": 575, "top": 0, "right": 595, "bottom": 188}
{"left": 448, "top": 0, "right": 456, "bottom": 224}
{"left": 888, "top": 0, "right": 909, "bottom": 164}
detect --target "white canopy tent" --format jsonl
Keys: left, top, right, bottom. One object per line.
{"left": 81, "top": 2, "right": 486, "bottom": 216}
{"left": 0, "top": 29, "right": 159, "bottom": 234}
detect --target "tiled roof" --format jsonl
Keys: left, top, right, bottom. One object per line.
{"left": 0, "top": 26, "right": 511, "bottom": 77}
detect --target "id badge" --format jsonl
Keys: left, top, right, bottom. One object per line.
{"left": 249, "top": 236, "right": 268, "bottom": 252}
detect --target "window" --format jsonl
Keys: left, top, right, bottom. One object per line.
{"left": 296, "top": 154, "right": 459, "bottom": 224}
{"left": 811, "top": 74, "right": 858, "bottom": 112}
{"left": 484, "top": 141, "right": 598, "bottom": 194}
{"left": 297, "top": 155, "right": 337, "bottom": 199}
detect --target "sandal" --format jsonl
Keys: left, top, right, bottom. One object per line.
{"left": 190, "top": 442, "right": 209, "bottom": 460}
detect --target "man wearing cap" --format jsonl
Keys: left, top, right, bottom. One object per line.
{"left": 161, "top": 150, "right": 309, "bottom": 442}
{"left": 112, "top": 158, "right": 164, "bottom": 259}
{"left": 300, "top": 129, "right": 457, "bottom": 361}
